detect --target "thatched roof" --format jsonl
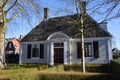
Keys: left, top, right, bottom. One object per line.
{"left": 21, "top": 14, "right": 112, "bottom": 42}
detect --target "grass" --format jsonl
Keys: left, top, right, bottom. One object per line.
{"left": 113, "top": 59, "right": 120, "bottom": 63}
{"left": 0, "top": 71, "right": 120, "bottom": 80}
{"left": 0, "top": 61, "right": 120, "bottom": 80}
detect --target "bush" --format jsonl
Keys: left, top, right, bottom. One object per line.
{"left": 64, "top": 64, "right": 110, "bottom": 73}
{"left": 46, "top": 64, "right": 64, "bottom": 72}
{"left": 7, "top": 64, "right": 48, "bottom": 70}
{"left": 38, "top": 73, "right": 120, "bottom": 80}
{"left": 1, "top": 72, "right": 120, "bottom": 80}
{"left": 113, "top": 54, "right": 120, "bottom": 59}
{"left": 64, "top": 64, "right": 82, "bottom": 72}
{"left": 110, "top": 60, "right": 120, "bottom": 73}
{"left": 6, "top": 54, "right": 19, "bottom": 63}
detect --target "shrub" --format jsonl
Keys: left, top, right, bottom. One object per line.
{"left": 7, "top": 64, "right": 48, "bottom": 70}
{"left": 38, "top": 73, "right": 120, "bottom": 80}
{"left": 6, "top": 54, "right": 19, "bottom": 63}
{"left": 46, "top": 64, "right": 64, "bottom": 72}
{"left": 110, "top": 60, "right": 120, "bottom": 73}
{"left": 64, "top": 64, "right": 110, "bottom": 73}
{"left": 86, "top": 64, "right": 110, "bottom": 73}
{"left": 1, "top": 72, "right": 120, "bottom": 80}
{"left": 64, "top": 64, "right": 82, "bottom": 72}
{"left": 113, "top": 54, "right": 120, "bottom": 59}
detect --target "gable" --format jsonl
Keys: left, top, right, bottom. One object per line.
{"left": 6, "top": 42, "right": 15, "bottom": 51}
{"left": 21, "top": 14, "right": 112, "bottom": 42}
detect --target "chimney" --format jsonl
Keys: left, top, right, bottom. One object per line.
{"left": 19, "top": 35, "right": 23, "bottom": 40}
{"left": 99, "top": 22, "right": 108, "bottom": 31}
{"left": 44, "top": 8, "right": 49, "bottom": 20}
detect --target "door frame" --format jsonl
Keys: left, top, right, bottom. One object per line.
{"left": 50, "top": 41, "right": 68, "bottom": 66}
{"left": 54, "top": 42, "right": 64, "bottom": 64}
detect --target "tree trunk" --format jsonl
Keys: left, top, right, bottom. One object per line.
{"left": 79, "top": 0, "right": 86, "bottom": 73}
{"left": 0, "top": 9, "right": 7, "bottom": 69}
{"left": 0, "top": 31, "right": 6, "bottom": 69}
{"left": 76, "top": 0, "right": 86, "bottom": 73}
{"left": 80, "top": 17, "right": 85, "bottom": 73}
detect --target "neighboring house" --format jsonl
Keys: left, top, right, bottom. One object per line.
{"left": 20, "top": 8, "right": 112, "bottom": 65}
{"left": 5, "top": 38, "right": 20, "bottom": 54}
{"left": 5, "top": 36, "right": 23, "bottom": 63}
{"left": 112, "top": 48, "right": 120, "bottom": 55}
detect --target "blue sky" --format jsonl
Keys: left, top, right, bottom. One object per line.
{"left": 6, "top": 0, "right": 120, "bottom": 49}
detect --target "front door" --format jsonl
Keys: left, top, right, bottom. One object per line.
{"left": 54, "top": 43, "right": 64, "bottom": 64}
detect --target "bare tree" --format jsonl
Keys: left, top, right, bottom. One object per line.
{"left": 75, "top": 0, "right": 86, "bottom": 73}
{"left": 59, "top": 0, "right": 120, "bottom": 73}
{"left": 59, "top": 0, "right": 120, "bottom": 21}
{"left": 59, "top": 0, "right": 87, "bottom": 73}
{"left": 87, "top": 0, "right": 120, "bottom": 21}
{"left": 0, "top": 0, "right": 41, "bottom": 69}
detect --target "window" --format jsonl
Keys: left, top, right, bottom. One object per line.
{"left": 54, "top": 43, "right": 63, "bottom": 48}
{"left": 77, "top": 41, "right": 99, "bottom": 58}
{"left": 27, "top": 44, "right": 44, "bottom": 59}
{"left": 32, "top": 44, "right": 39, "bottom": 58}
{"left": 9, "top": 42, "right": 12, "bottom": 48}
{"left": 84, "top": 42, "right": 92, "bottom": 57}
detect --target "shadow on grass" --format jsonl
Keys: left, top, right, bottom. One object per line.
{"left": 38, "top": 73, "right": 120, "bottom": 80}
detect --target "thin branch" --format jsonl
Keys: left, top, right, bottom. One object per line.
{"left": 6, "top": 0, "right": 18, "bottom": 13}
{"left": 103, "top": 2, "right": 119, "bottom": 21}
{"left": 7, "top": 13, "right": 19, "bottom": 22}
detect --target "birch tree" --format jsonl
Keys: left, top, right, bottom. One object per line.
{"left": 75, "top": 0, "right": 86, "bottom": 73}
{"left": 59, "top": 0, "right": 120, "bottom": 73}
{"left": 0, "top": 0, "right": 41, "bottom": 69}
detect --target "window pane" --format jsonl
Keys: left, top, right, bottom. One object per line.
{"left": 84, "top": 42, "right": 92, "bottom": 57}
{"left": 54, "top": 43, "right": 63, "bottom": 47}
{"left": 9, "top": 42, "right": 12, "bottom": 48}
{"left": 32, "top": 44, "right": 39, "bottom": 58}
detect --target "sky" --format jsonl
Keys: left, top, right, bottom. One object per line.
{"left": 6, "top": 0, "right": 120, "bottom": 49}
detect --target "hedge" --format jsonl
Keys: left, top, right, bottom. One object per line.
{"left": 38, "top": 73, "right": 120, "bottom": 80}
{"left": 1, "top": 72, "right": 120, "bottom": 80}
{"left": 110, "top": 60, "right": 120, "bottom": 73}
{"left": 6, "top": 54, "right": 19, "bottom": 63}
{"left": 7, "top": 64, "right": 48, "bottom": 70}
{"left": 64, "top": 64, "right": 111, "bottom": 73}
{"left": 113, "top": 54, "right": 120, "bottom": 59}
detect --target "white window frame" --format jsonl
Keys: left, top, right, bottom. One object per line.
{"left": 31, "top": 44, "right": 40, "bottom": 59}
{"left": 84, "top": 41, "right": 94, "bottom": 58}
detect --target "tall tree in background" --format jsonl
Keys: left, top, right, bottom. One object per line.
{"left": 87, "top": 0, "right": 120, "bottom": 21}
{"left": 0, "top": 0, "right": 41, "bottom": 69}
{"left": 59, "top": 0, "right": 120, "bottom": 21}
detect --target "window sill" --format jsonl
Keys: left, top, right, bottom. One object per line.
{"left": 31, "top": 57, "right": 40, "bottom": 59}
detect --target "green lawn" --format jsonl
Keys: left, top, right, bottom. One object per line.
{"left": 0, "top": 69, "right": 120, "bottom": 80}
{"left": 0, "top": 60, "right": 120, "bottom": 80}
